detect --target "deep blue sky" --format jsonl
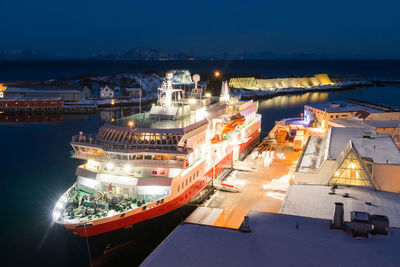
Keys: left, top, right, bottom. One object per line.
{"left": 1, "top": 0, "right": 400, "bottom": 58}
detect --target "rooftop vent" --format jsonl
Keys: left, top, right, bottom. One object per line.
{"left": 371, "top": 215, "right": 389, "bottom": 235}
{"left": 240, "top": 216, "right": 251, "bottom": 233}
{"left": 362, "top": 132, "right": 372, "bottom": 139}
{"left": 331, "top": 202, "right": 346, "bottom": 230}
{"left": 350, "top": 211, "right": 372, "bottom": 237}
{"left": 329, "top": 103, "right": 341, "bottom": 108}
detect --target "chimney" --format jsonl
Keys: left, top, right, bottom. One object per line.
{"left": 331, "top": 202, "right": 346, "bottom": 230}
{"left": 240, "top": 216, "right": 251, "bottom": 233}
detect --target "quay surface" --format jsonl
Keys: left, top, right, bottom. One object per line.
{"left": 188, "top": 144, "right": 302, "bottom": 229}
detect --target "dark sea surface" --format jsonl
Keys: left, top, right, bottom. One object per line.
{"left": 1, "top": 59, "right": 400, "bottom": 81}
{"left": 0, "top": 60, "right": 400, "bottom": 266}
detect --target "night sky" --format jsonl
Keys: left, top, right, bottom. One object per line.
{"left": 1, "top": 0, "right": 400, "bottom": 58}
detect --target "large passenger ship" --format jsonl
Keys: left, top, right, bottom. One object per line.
{"left": 52, "top": 72, "right": 261, "bottom": 237}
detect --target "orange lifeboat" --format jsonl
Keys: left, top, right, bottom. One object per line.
{"left": 231, "top": 114, "right": 245, "bottom": 126}
{"left": 211, "top": 134, "right": 223, "bottom": 143}
{"left": 221, "top": 120, "right": 237, "bottom": 135}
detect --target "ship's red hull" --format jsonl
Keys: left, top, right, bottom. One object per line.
{"left": 65, "top": 118, "right": 261, "bottom": 237}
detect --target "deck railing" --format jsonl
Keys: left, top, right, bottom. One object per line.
{"left": 72, "top": 150, "right": 185, "bottom": 168}
{"left": 71, "top": 134, "right": 190, "bottom": 153}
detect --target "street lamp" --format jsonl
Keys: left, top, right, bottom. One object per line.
{"left": 214, "top": 71, "right": 221, "bottom": 78}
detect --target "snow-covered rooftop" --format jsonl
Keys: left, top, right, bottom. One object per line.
{"left": 306, "top": 100, "right": 385, "bottom": 113}
{"left": 327, "top": 127, "right": 400, "bottom": 164}
{"left": 281, "top": 185, "right": 400, "bottom": 227}
{"left": 142, "top": 210, "right": 400, "bottom": 267}
{"left": 5, "top": 87, "right": 81, "bottom": 94}
{"left": 330, "top": 119, "right": 400, "bottom": 129}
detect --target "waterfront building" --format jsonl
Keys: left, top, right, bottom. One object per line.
{"left": 329, "top": 119, "right": 400, "bottom": 145}
{"left": 125, "top": 88, "right": 142, "bottom": 97}
{"left": 100, "top": 85, "right": 114, "bottom": 98}
{"left": 2, "top": 86, "right": 90, "bottom": 102}
{"left": 0, "top": 97, "right": 64, "bottom": 114}
{"left": 295, "top": 127, "right": 400, "bottom": 193}
{"left": 304, "top": 99, "right": 400, "bottom": 129}
{"left": 0, "top": 83, "right": 6, "bottom": 98}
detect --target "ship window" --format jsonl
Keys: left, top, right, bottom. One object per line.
{"left": 110, "top": 153, "right": 116, "bottom": 159}
{"left": 160, "top": 170, "right": 165, "bottom": 175}
{"left": 117, "top": 154, "right": 122, "bottom": 160}
{"left": 196, "top": 171, "right": 199, "bottom": 177}
{"left": 129, "top": 154, "right": 136, "bottom": 160}
{"left": 182, "top": 182, "right": 184, "bottom": 189}
{"left": 122, "top": 155, "right": 128, "bottom": 160}
{"left": 152, "top": 171, "right": 157, "bottom": 175}
{"left": 144, "top": 155, "right": 152, "bottom": 160}
{"left": 136, "top": 155, "right": 143, "bottom": 160}
{"left": 153, "top": 155, "right": 160, "bottom": 160}
{"left": 178, "top": 185, "right": 180, "bottom": 192}
{"left": 186, "top": 179, "right": 188, "bottom": 186}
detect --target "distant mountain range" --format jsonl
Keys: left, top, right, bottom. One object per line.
{"left": 99, "top": 48, "right": 193, "bottom": 60}
{"left": 0, "top": 48, "right": 335, "bottom": 60}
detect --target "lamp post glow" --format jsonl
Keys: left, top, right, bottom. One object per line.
{"left": 214, "top": 71, "right": 221, "bottom": 78}
{"left": 128, "top": 121, "right": 134, "bottom": 127}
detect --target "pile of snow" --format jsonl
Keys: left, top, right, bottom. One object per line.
{"left": 263, "top": 174, "right": 291, "bottom": 192}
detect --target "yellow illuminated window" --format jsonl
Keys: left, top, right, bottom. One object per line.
{"left": 330, "top": 152, "right": 372, "bottom": 187}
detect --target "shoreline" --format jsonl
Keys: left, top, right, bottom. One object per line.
{"left": 234, "top": 80, "right": 400, "bottom": 101}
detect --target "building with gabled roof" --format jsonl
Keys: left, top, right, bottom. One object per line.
{"left": 295, "top": 127, "right": 400, "bottom": 193}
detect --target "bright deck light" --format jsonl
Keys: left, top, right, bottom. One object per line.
{"left": 205, "top": 93, "right": 211, "bottom": 98}
{"left": 128, "top": 121, "right": 134, "bottom": 127}
{"left": 189, "top": 98, "right": 196, "bottom": 105}
{"left": 124, "top": 165, "right": 132, "bottom": 172}
{"left": 214, "top": 71, "right": 221, "bottom": 78}
{"left": 111, "top": 99, "right": 115, "bottom": 105}
{"left": 106, "top": 162, "right": 114, "bottom": 170}
{"left": 52, "top": 210, "right": 61, "bottom": 221}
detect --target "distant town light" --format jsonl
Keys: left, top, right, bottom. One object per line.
{"left": 111, "top": 99, "right": 115, "bottom": 105}
{"left": 214, "top": 71, "right": 221, "bottom": 78}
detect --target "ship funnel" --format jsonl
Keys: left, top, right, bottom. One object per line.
{"left": 220, "top": 81, "right": 230, "bottom": 102}
{"left": 330, "top": 202, "right": 346, "bottom": 230}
